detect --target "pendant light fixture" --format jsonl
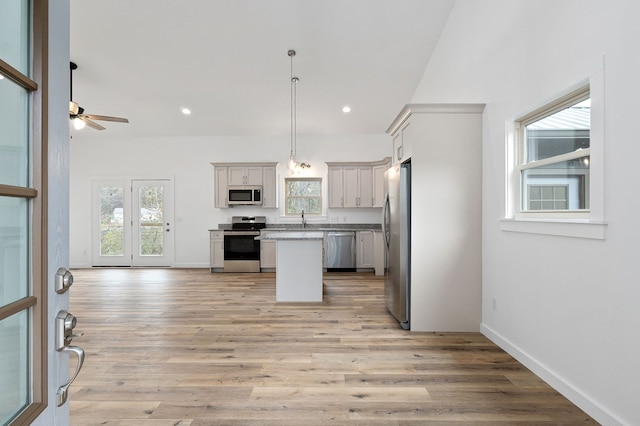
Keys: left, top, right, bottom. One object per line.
{"left": 288, "top": 49, "right": 310, "bottom": 173}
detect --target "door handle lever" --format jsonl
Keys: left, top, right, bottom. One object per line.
{"left": 57, "top": 345, "right": 85, "bottom": 406}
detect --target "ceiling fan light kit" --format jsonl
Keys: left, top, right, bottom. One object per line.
{"left": 69, "top": 61, "right": 129, "bottom": 131}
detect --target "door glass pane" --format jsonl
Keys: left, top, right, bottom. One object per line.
{"left": 0, "top": 78, "right": 30, "bottom": 187}
{"left": 0, "top": 310, "right": 29, "bottom": 425}
{"left": 138, "top": 185, "right": 164, "bottom": 256}
{"left": 0, "top": 0, "right": 30, "bottom": 75}
{"left": 0, "top": 196, "right": 28, "bottom": 306}
{"left": 100, "top": 187, "right": 124, "bottom": 256}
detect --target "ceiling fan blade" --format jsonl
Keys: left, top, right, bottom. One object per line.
{"left": 83, "top": 114, "right": 129, "bottom": 123}
{"left": 81, "top": 117, "right": 106, "bottom": 130}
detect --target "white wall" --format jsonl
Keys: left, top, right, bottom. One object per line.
{"left": 411, "top": 1, "right": 639, "bottom": 424}
{"left": 69, "top": 133, "right": 390, "bottom": 267}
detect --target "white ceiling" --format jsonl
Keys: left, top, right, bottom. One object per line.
{"left": 70, "top": 0, "right": 454, "bottom": 138}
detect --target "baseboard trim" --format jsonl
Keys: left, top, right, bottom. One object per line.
{"left": 481, "top": 323, "right": 624, "bottom": 426}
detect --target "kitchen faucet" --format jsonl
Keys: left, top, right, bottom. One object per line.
{"left": 301, "top": 210, "right": 306, "bottom": 228}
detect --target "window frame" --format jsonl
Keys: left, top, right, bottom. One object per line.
{"left": 515, "top": 86, "right": 591, "bottom": 220}
{"left": 502, "top": 67, "right": 606, "bottom": 240}
{"left": 284, "top": 177, "right": 322, "bottom": 216}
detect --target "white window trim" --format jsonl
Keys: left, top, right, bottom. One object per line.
{"left": 284, "top": 177, "right": 323, "bottom": 216}
{"left": 502, "top": 57, "right": 606, "bottom": 239}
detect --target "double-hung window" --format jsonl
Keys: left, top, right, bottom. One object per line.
{"left": 515, "top": 86, "right": 590, "bottom": 219}
{"left": 503, "top": 75, "right": 606, "bottom": 240}
{"left": 285, "top": 178, "right": 322, "bottom": 216}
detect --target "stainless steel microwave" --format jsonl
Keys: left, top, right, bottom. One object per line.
{"left": 227, "top": 186, "right": 262, "bottom": 206}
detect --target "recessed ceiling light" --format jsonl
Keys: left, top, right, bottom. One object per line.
{"left": 181, "top": 107, "right": 191, "bottom": 115}
{"left": 342, "top": 105, "right": 351, "bottom": 113}
{"left": 0, "top": 74, "right": 5, "bottom": 80}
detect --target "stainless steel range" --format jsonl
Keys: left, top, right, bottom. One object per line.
{"left": 223, "top": 216, "right": 266, "bottom": 272}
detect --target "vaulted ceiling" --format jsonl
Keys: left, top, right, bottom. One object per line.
{"left": 70, "top": 0, "right": 454, "bottom": 138}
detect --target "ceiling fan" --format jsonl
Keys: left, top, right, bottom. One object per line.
{"left": 69, "top": 62, "right": 129, "bottom": 130}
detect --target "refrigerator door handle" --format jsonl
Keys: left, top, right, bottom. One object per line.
{"left": 382, "top": 192, "right": 391, "bottom": 250}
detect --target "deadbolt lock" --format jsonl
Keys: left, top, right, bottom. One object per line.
{"left": 55, "top": 267, "right": 74, "bottom": 294}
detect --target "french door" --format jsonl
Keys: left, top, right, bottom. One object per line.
{"left": 92, "top": 179, "right": 174, "bottom": 267}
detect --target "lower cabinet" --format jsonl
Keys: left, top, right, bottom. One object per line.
{"left": 212, "top": 229, "right": 380, "bottom": 273}
{"left": 210, "top": 231, "right": 224, "bottom": 271}
{"left": 260, "top": 240, "right": 277, "bottom": 270}
{"left": 356, "top": 230, "right": 374, "bottom": 270}
{"left": 373, "top": 231, "right": 384, "bottom": 275}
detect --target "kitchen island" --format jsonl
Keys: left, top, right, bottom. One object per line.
{"left": 258, "top": 231, "right": 324, "bottom": 302}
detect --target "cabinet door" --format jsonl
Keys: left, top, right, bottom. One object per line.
{"left": 392, "top": 131, "right": 403, "bottom": 165}
{"left": 343, "top": 166, "right": 359, "bottom": 208}
{"left": 262, "top": 166, "right": 277, "bottom": 208}
{"left": 214, "top": 166, "right": 228, "bottom": 208}
{"left": 245, "top": 167, "right": 263, "bottom": 185}
{"left": 212, "top": 240, "right": 224, "bottom": 268}
{"left": 228, "top": 167, "right": 247, "bottom": 185}
{"left": 400, "top": 120, "right": 412, "bottom": 161}
{"left": 260, "top": 240, "right": 277, "bottom": 268}
{"left": 372, "top": 164, "right": 387, "bottom": 208}
{"left": 328, "top": 167, "right": 345, "bottom": 208}
{"left": 357, "top": 166, "right": 373, "bottom": 207}
{"left": 210, "top": 231, "right": 225, "bottom": 269}
{"left": 356, "top": 231, "right": 374, "bottom": 268}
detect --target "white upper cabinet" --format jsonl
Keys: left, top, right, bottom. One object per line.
{"left": 211, "top": 162, "right": 278, "bottom": 208}
{"left": 327, "top": 158, "right": 389, "bottom": 208}
{"left": 391, "top": 119, "right": 412, "bottom": 165}
{"left": 261, "top": 166, "right": 277, "bottom": 208}
{"left": 372, "top": 164, "right": 386, "bottom": 208}
{"left": 228, "top": 166, "right": 263, "bottom": 186}
{"left": 328, "top": 166, "right": 345, "bottom": 208}
{"left": 214, "top": 166, "right": 229, "bottom": 208}
{"left": 343, "top": 166, "right": 359, "bottom": 208}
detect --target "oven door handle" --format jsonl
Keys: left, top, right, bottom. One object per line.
{"left": 225, "top": 231, "right": 261, "bottom": 236}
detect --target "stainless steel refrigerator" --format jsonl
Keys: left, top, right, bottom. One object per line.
{"left": 383, "top": 161, "right": 411, "bottom": 330}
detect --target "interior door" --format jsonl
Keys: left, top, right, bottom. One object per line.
{"left": 92, "top": 179, "right": 174, "bottom": 267}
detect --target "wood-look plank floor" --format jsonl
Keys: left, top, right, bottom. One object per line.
{"left": 68, "top": 268, "right": 595, "bottom": 425}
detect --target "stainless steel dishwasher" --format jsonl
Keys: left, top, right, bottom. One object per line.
{"left": 325, "top": 231, "right": 356, "bottom": 271}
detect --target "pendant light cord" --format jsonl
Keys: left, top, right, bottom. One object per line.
{"left": 289, "top": 50, "right": 297, "bottom": 162}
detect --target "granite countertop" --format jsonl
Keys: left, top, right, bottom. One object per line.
{"left": 211, "top": 223, "right": 381, "bottom": 232}
{"left": 258, "top": 231, "right": 324, "bottom": 240}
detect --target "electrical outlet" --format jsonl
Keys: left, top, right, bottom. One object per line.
{"left": 492, "top": 296, "right": 498, "bottom": 311}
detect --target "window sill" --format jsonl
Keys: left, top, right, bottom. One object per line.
{"left": 499, "top": 218, "right": 607, "bottom": 240}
